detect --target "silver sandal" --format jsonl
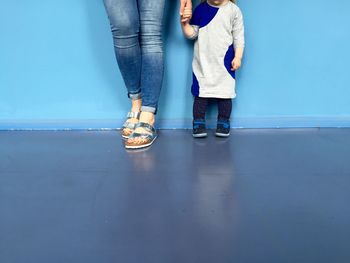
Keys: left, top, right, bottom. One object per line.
{"left": 125, "top": 122, "right": 157, "bottom": 149}
{"left": 121, "top": 111, "right": 140, "bottom": 139}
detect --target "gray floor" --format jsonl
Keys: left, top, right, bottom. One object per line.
{"left": 0, "top": 129, "right": 350, "bottom": 263}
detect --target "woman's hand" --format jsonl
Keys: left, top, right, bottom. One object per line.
{"left": 231, "top": 57, "right": 242, "bottom": 71}
{"left": 180, "top": 0, "right": 192, "bottom": 23}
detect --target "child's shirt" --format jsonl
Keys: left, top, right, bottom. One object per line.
{"left": 188, "top": 1, "right": 245, "bottom": 98}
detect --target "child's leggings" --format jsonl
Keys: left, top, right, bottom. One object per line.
{"left": 193, "top": 97, "right": 232, "bottom": 122}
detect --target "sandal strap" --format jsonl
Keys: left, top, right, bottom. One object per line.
{"left": 122, "top": 121, "right": 137, "bottom": 129}
{"left": 127, "top": 111, "right": 140, "bottom": 119}
{"left": 134, "top": 122, "right": 156, "bottom": 134}
{"left": 128, "top": 132, "right": 154, "bottom": 141}
{"left": 122, "top": 112, "right": 140, "bottom": 129}
{"left": 128, "top": 122, "right": 157, "bottom": 140}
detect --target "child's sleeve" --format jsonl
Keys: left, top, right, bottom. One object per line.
{"left": 232, "top": 7, "right": 245, "bottom": 48}
{"left": 187, "top": 6, "right": 201, "bottom": 40}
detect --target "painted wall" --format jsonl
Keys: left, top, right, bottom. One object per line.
{"left": 1, "top": 0, "right": 350, "bottom": 129}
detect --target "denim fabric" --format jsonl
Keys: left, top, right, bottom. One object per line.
{"left": 103, "top": 0, "right": 165, "bottom": 113}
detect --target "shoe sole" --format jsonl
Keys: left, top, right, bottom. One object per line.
{"left": 193, "top": 133, "right": 208, "bottom": 138}
{"left": 125, "top": 136, "right": 157, "bottom": 149}
{"left": 122, "top": 134, "right": 130, "bottom": 139}
{"left": 215, "top": 132, "right": 230, "bottom": 137}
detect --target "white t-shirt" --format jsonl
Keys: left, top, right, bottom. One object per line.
{"left": 188, "top": 1, "right": 245, "bottom": 98}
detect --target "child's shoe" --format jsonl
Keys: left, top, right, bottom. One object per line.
{"left": 215, "top": 120, "right": 230, "bottom": 137}
{"left": 193, "top": 120, "right": 207, "bottom": 138}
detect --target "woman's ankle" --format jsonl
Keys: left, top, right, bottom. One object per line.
{"left": 139, "top": 111, "right": 155, "bottom": 125}
{"left": 131, "top": 99, "right": 142, "bottom": 112}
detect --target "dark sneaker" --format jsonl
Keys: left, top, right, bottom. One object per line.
{"left": 193, "top": 120, "right": 207, "bottom": 138}
{"left": 215, "top": 121, "right": 230, "bottom": 137}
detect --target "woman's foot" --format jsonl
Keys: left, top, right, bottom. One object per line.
{"left": 122, "top": 99, "right": 142, "bottom": 138}
{"left": 125, "top": 112, "right": 156, "bottom": 147}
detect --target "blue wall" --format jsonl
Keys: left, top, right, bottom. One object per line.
{"left": 1, "top": 0, "right": 350, "bottom": 129}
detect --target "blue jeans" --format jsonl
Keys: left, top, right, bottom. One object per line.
{"left": 103, "top": 0, "right": 165, "bottom": 114}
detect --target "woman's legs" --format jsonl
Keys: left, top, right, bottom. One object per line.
{"left": 103, "top": 0, "right": 142, "bottom": 136}
{"left": 104, "top": 0, "right": 165, "bottom": 146}
{"left": 127, "top": 0, "right": 165, "bottom": 146}
{"left": 103, "top": 0, "right": 142, "bottom": 100}
{"left": 104, "top": 0, "right": 165, "bottom": 112}
{"left": 138, "top": 0, "right": 165, "bottom": 115}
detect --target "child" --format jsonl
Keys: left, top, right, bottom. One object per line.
{"left": 180, "top": 0, "right": 245, "bottom": 137}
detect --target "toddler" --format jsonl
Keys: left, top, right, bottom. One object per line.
{"left": 181, "top": 0, "right": 245, "bottom": 137}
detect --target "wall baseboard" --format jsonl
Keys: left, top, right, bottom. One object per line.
{"left": 1, "top": 116, "right": 350, "bottom": 130}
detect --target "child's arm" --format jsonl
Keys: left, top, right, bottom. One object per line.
{"left": 231, "top": 47, "right": 244, "bottom": 71}
{"left": 231, "top": 7, "right": 245, "bottom": 71}
{"left": 181, "top": 21, "right": 197, "bottom": 39}
{"left": 180, "top": 7, "right": 199, "bottom": 40}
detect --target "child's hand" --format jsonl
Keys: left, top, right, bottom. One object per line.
{"left": 180, "top": 7, "right": 192, "bottom": 23}
{"left": 231, "top": 57, "right": 242, "bottom": 71}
